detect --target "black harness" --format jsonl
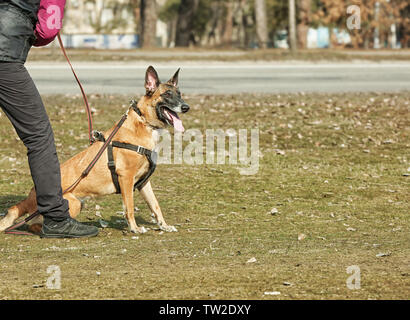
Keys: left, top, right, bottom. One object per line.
{"left": 94, "top": 101, "right": 158, "bottom": 193}
{"left": 108, "top": 141, "right": 157, "bottom": 192}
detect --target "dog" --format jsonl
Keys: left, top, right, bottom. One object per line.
{"left": 0, "top": 66, "right": 189, "bottom": 234}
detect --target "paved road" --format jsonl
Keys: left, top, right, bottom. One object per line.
{"left": 26, "top": 62, "right": 410, "bottom": 95}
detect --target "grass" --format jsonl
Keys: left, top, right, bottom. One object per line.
{"left": 27, "top": 47, "right": 410, "bottom": 63}
{"left": 0, "top": 92, "right": 409, "bottom": 300}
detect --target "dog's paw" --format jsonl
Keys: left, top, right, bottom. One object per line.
{"left": 0, "top": 217, "right": 13, "bottom": 232}
{"left": 160, "top": 225, "right": 178, "bottom": 233}
{"left": 130, "top": 226, "right": 148, "bottom": 234}
{"left": 150, "top": 213, "right": 158, "bottom": 224}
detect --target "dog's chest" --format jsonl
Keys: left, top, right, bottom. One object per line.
{"left": 152, "top": 129, "right": 161, "bottom": 144}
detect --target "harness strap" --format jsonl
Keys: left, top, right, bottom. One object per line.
{"left": 107, "top": 141, "right": 157, "bottom": 193}
{"left": 107, "top": 143, "right": 121, "bottom": 194}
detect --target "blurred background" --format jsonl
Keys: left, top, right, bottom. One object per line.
{"left": 29, "top": 1, "right": 410, "bottom": 95}
{"left": 51, "top": 0, "right": 409, "bottom": 50}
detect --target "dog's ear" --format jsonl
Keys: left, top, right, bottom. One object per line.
{"left": 167, "top": 68, "right": 180, "bottom": 87}
{"left": 145, "top": 66, "right": 160, "bottom": 95}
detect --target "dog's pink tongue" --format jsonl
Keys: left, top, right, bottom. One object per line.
{"left": 170, "top": 113, "right": 184, "bottom": 132}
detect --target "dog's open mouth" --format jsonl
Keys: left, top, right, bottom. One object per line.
{"left": 162, "top": 107, "right": 185, "bottom": 132}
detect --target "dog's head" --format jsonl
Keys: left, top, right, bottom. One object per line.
{"left": 138, "top": 66, "right": 189, "bottom": 132}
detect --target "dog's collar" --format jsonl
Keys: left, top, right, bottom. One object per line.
{"left": 129, "top": 99, "right": 161, "bottom": 130}
{"left": 130, "top": 99, "right": 143, "bottom": 117}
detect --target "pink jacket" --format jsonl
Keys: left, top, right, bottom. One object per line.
{"left": 34, "top": 0, "right": 66, "bottom": 47}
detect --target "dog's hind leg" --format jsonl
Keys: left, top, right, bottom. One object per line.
{"left": 139, "top": 181, "right": 177, "bottom": 232}
{"left": 26, "top": 193, "right": 81, "bottom": 234}
{"left": 0, "top": 188, "right": 37, "bottom": 232}
{"left": 64, "top": 193, "right": 82, "bottom": 219}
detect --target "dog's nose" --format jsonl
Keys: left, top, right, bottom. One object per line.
{"left": 181, "top": 103, "right": 190, "bottom": 113}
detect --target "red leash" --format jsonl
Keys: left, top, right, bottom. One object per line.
{"left": 57, "top": 32, "right": 94, "bottom": 145}
{"left": 4, "top": 211, "right": 41, "bottom": 236}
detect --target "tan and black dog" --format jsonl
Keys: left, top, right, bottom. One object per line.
{"left": 0, "top": 66, "right": 189, "bottom": 234}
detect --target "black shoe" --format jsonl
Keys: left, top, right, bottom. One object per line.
{"left": 40, "top": 217, "right": 99, "bottom": 238}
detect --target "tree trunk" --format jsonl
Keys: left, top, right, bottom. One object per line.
{"left": 288, "top": 0, "right": 297, "bottom": 52}
{"left": 130, "top": 0, "right": 140, "bottom": 34}
{"left": 237, "top": 0, "right": 247, "bottom": 47}
{"left": 140, "top": 0, "right": 157, "bottom": 48}
{"left": 222, "top": 1, "right": 234, "bottom": 46}
{"left": 297, "top": 0, "right": 311, "bottom": 49}
{"left": 175, "top": 0, "right": 200, "bottom": 47}
{"left": 329, "top": 27, "right": 339, "bottom": 48}
{"left": 254, "top": 0, "right": 268, "bottom": 48}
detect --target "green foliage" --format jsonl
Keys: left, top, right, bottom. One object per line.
{"left": 266, "top": 0, "right": 289, "bottom": 33}
{"left": 192, "top": 0, "right": 215, "bottom": 38}
{"left": 158, "top": 0, "right": 181, "bottom": 22}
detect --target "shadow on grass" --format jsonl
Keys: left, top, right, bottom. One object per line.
{"left": 99, "top": 214, "right": 157, "bottom": 232}
{"left": 0, "top": 197, "right": 156, "bottom": 236}
{"left": 0, "top": 195, "right": 26, "bottom": 214}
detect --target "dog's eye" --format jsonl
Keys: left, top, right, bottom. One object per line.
{"left": 163, "top": 91, "right": 172, "bottom": 98}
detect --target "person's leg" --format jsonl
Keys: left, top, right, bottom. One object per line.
{"left": 0, "top": 62, "right": 69, "bottom": 221}
{"left": 0, "top": 61, "right": 98, "bottom": 238}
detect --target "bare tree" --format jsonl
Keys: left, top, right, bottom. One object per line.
{"left": 140, "top": 0, "right": 157, "bottom": 48}
{"left": 222, "top": 0, "right": 234, "bottom": 46}
{"left": 297, "top": 0, "right": 311, "bottom": 49}
{"left": 254, "top": 0, "right": 268, "bottom": 48}
{"left": 288, "top": 0, "right": 297, "bottom": 52}
{"left": 175, "top": 0, "right": 200, "bottom": 47}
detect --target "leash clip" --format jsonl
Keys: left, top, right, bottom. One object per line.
{"left": 92, "top": 130, "right": 105, "bottom": 142}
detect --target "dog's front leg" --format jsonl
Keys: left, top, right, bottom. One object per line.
{"left": 119, "top": 175, "right": 147, "bottom": 234}
{"left": 139, "top": 181, "right": 177, "bottom": 232}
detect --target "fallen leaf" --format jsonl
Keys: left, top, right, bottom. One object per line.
{"left": 99, "top": 219, "right": 108, "bottom": 228}
{"left": 376, "top": 252, "right": 391, "bottom": 257}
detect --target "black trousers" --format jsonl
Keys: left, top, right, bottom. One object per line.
{"left": 0, "top": 62, "right": 69, "bottom": 220}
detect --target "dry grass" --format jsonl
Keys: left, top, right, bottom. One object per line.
{"left": 0, "top": 92, "right": 409, "bottom": 299}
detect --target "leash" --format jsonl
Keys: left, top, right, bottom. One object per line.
{"left": 57, "top": 32, "right": 95, "bottom": 145}
{"left": 4, "top": 211, "right": 41, "bottom": 236}
{"left": 62, "top": 113, "right": 128, "bottom": 194}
